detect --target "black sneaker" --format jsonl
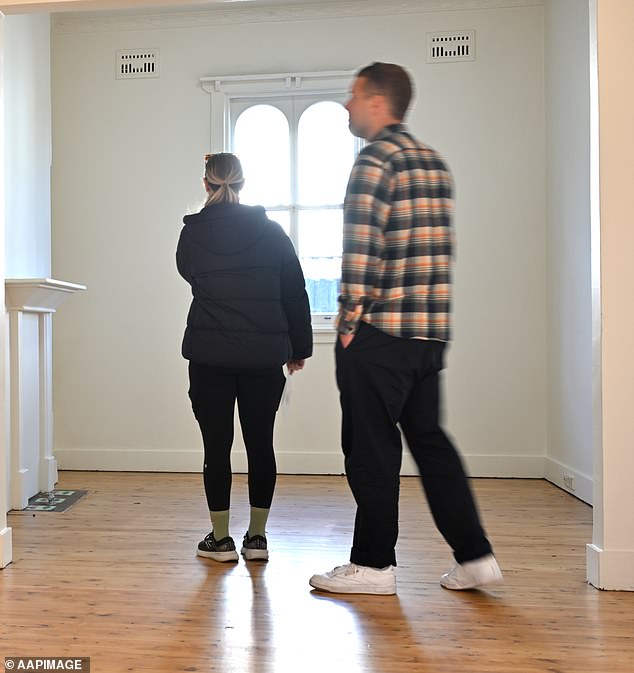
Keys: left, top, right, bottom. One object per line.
{"left": 241, "top": 531, "right": 269, "bottom": 561}
{"left": 197, "top": 532, "right": 239, "bottom": 562}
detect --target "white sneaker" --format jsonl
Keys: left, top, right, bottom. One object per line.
{"left": 309, "top": 563, "right": 397, "bottom": 595}
{"left": 440, "top": 554, "right": 503, "bottom": 590}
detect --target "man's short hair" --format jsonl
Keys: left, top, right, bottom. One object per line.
{"left": 357, "top": 62, "right": 413, "bottom": 120}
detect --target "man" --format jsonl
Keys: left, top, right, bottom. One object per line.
{"left": 309, "top": 63, "right": 503, "bottom": 595}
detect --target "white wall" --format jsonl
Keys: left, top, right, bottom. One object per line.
{"left": 51, "top": 1, "right": 546, "bottom": 476}
{"left": 4, "top": 13, "right": 51, "bottom": 278}
{"left": 1, "top": 10, "right": 15, "bottom": 568}
{"left": 544, "top": 0, "right": 593, "bottom": 503}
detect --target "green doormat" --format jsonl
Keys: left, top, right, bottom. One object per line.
{"left": 22, "top": 489, "right": 89, "bottom": 512}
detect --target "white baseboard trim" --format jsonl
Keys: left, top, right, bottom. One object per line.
{"left": 0, "top": 526, "right": 13, "bottom": 568}
{"left": 587, "top": 544, "right": 634, "bottom": 590}
{"left": 544, "top": 457, "right": 593, "bottom": 505}
{"left": 55, "top": 448, "right": 346, "bottom": 474}
{"left": 55, "top": 448, "right": 201, "bottom": 473}
{"left": 457, "top": 454, "right": 545, "bottom": 478}
{"left": 57, "top": 447, "right": 544, "bottom": 478}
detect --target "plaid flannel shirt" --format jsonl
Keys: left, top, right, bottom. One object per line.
{"left": 337, "top": 123, "right": 454, "bottom": 341}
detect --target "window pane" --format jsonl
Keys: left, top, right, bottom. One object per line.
{"left": 298, "top": 101, "right": 356, "bottom": 206}
{"left": 234, "top": 105, "right": 290, "bottom": 207}
{"left": 298, "top": 208, "right": 342, "bottom": 314}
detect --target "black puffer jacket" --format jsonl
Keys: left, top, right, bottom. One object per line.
{"left": 177, "top": 203, "right": 312, "bottom": 369}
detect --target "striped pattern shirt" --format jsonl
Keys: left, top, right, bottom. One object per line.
{"left": 337, "top": 123, "right": 454, "bottom": 341}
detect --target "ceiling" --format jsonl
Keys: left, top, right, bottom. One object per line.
{"left": 0, "top": 0, "right": 334, "bottom": 15}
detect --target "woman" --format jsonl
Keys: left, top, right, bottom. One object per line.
{"left": 177, "top": 153, "right": 312, "bottom": 562}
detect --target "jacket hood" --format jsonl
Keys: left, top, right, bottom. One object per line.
{"left": 182, "top": 203, "right": 272, "bottom": 255}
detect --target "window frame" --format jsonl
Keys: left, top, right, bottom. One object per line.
{"left": 201, "top": 71, "right": 360, "bottom": 330}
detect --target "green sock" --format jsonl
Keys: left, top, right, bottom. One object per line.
{"left": 210, "top": 510, "right": 230, "bottom": 540}
{"left": 248, "top": 506, "right": 270, "bottom": 538}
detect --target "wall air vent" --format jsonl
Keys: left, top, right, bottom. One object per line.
{"left": 427, "top": 31, "right": 475, "bottom": 63}
{"left": 116, "top": 49, "right": 159, "bottom": 79}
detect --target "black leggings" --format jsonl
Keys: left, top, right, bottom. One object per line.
{"left": 188, "top": 361, "right": 285, "bottom": 511}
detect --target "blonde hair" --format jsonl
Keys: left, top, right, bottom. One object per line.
{"left": 203, "top": 153, "right": 245, "bottom": 207}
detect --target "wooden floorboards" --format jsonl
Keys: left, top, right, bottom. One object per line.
{"left": 1, "top": 471, "right": 633, "bottom": 672}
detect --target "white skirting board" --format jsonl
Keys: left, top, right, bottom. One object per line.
{"left": 587, "top": 544, "right": 634, "bottom": 591}
{"left": 544, "top": 456, "right": 593, "bottom": 505}
{"left": 0, "top": 527, "right": 13, "bottom": 569}
{"left": 55, "top": 447, "right": 545, "bottom": 478}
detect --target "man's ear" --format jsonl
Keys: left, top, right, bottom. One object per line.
{"left": 374, "top": 93, "right": 391, "bottom": 117}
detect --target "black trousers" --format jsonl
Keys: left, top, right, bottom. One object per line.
{"left": 336, "top": 323, "right": 493, "bottom": 568}
{"left": 188, "top": 361, "right": 285, "bottom": 512}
